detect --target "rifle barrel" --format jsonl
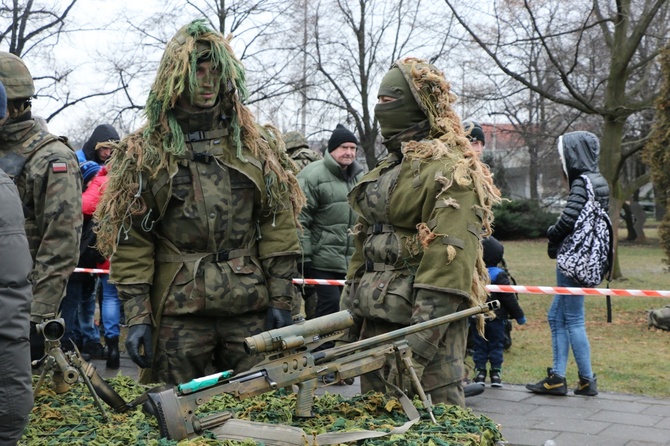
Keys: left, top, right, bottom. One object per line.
{"left": 316, "top": 301, "right": 498, "bottom": 363}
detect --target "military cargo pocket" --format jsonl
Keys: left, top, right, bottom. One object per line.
{"left": 215, "top": 256, "right": 269, "bottom": 316}
{"left": 363, "top": 233, "right": 403, "bottom": 266}
{"left": 163, "top": 263, "right": 203, "bottom": 315}
{"left": 353, "top": 271, "right": 413, "bottom": 325}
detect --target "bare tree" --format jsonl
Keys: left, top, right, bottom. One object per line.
{"left": 445, "top": 0, "right": 670, "bottom": 276}
{"left": 280, "top": 0, "right": 461, "bottom": 169}
{"left": 0, "top": 0, "right": 130, "bottom": 131}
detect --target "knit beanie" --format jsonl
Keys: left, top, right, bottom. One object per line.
{"left": 0, "top": 80, "right": 6, "bottom": 119}
{"left": 327, "top": 124, "right": 358, "bottom": 152}
{"left": 80, "top": 160, "right": 102, "bottom": 184}
{"left": 463, "top": 120, "right": 485, "bottom": 145}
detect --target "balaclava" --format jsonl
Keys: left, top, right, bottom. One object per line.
{"left": 374, "top": 67, "right": 426, "bottom": 140}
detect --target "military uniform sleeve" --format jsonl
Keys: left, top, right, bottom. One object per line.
{"left": 257, "top": 191, "right": 301, "bottom": 312}
{"left": 413, "top": 164, "right": 481, "bottom": 300}
{"left": 110, "top": 223, "right": 156, "bottom": 326}
{"left": 28, "top": 144, "right": 82, "bottom": 323}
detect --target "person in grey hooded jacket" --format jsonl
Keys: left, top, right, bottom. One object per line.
{"left": 0, "top": 79, "right": 34, "bottom": 446}
{"left": 526, "top": 131, "right": 608, "bottom": 398}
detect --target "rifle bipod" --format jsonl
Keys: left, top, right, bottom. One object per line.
{"left": 32, "top": 318, "right": 128, "bottom": 421}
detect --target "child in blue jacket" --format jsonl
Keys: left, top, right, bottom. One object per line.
{"left": 472, "top": 236, "right": 526, "bottom": 387}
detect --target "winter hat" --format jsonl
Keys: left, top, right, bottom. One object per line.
{"left": 0, "top": 80, "right": 6, "bottom": 119}
{"left": 82, "top": 124, "right": 120, "bottom": 162}
{"left": 80, "top": 160, "right": 102, "bottom": 184}
{"left": 463, "top": 120, "right": 485, "bottom": 145}
{"left": 327, "top": 124, "right": 358, "bottom": 152}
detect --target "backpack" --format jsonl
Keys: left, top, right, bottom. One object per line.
{"left": 78, "top": 218, "right": 106, "bottom": 268}
{"left": 648, "top": 306, "right": 670, "bottom": 331}
{"left": 557, "top": 175, "right": 614, "bottom": 288}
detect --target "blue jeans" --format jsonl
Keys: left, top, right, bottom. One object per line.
{"left": 59, "top": 273, "right": 97, "bottom": 347}
{"left": 548, "top": 268, "right": 593, "bottom": 379}
{"left": 472, "top": 317, "right": 505, "bottom": 370}
{"left": 78, "top": 278, "right": 100, "bottom": 345}
{"left": 99, "top": 274, "right": 121, "bottom": 339}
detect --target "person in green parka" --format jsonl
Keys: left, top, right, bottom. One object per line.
{"left": 341, "top": 57, "right": 501, "bottom": 407}
{"left": 95, "top": 20, "right": 305, "bottom": 385}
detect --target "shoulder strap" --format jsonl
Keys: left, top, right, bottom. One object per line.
{"left": 0, "top": 131, "right": 60, "bottom": 180}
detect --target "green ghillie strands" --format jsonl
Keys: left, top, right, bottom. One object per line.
{"left": 95, "top": 19, "right": 304, "bottom": 256}
{"left": 394, "top": 57, "right": 502, "bottom": 331}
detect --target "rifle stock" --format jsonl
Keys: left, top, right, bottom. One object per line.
{"left": 145, "top": 300, "right": 498, "bottom": 440}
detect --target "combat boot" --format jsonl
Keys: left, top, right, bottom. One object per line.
{"left": 574, "top": 374, "right": 598, "bottom": 396}
{"left": 105, "top": 337, "right": 120, "bottom": 369}
{"left": 525, "top": 368, "right": 567, "bottom": 395}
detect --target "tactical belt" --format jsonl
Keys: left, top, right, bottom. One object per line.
{"left": 157, "top": 247, "right": 257, "bottom": 263}
{"left": 367, "top": 223, "right": 395, "bottom": 235}
{"left": 365, "top": 260, "right": 402, "bottom": 272}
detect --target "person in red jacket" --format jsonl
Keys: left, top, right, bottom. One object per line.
{"left": 82, "top": 161, "right": 122, "bottom": 368}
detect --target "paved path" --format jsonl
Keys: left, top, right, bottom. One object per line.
{"left": 93, "top": 354, "right": 670, "bottom": 446}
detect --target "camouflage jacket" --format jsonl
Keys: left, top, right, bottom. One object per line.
{"left": 289, "top": 147, "right": 322, "bottom": 172}
{"left": 109, "top": 115, "right": 301, "bottom": 327}
{"left": 0, "top": 120, "right": 82, "bottom": 323}
{"left": 343, "top": 151, "right": 483, "bottom": 324}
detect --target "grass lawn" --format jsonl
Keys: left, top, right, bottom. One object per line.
{"left": 471, "top": 224, "right": 670, "bottom": 398}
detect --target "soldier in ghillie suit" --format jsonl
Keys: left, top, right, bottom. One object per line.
{"left": 0, "top": 52, "right": 83, "bottom": 363}
{"left": 282, "top": 130, "right": 322, "bottom": 172}
{"left": 341, "top": 57, "right": 501, "bottom": 407}
{"left": 95, "top": 20, "right": 305, "bottom": 385}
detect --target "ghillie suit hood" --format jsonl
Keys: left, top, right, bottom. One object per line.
{"left": 95, "top": 20, "right": 304, "bottom": 255}
{"left": 375, "top": 57, "right": 502, "bottom": 329}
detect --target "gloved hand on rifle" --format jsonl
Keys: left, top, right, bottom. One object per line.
{"left": 126, "top": 323, "right": 153, "bottom": 369}
{"left": 264, "top": 307, "right": 293, "bottom": 330}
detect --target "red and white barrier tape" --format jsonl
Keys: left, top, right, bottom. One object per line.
{"left": 74, "top": 268, "right": 670, "bottom": 298}
{"left": 293, "top": 278, "right": 670, "bottom": 298}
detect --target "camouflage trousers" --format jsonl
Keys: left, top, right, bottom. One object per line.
{"left": 154, "top": 311, "right": 266, "bottom": 385}
{"left": 359, "top": 295, "right": 469, "bottom": 408}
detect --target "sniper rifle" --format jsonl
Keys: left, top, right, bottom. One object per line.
{"left": 126, "top": 301, "right": 499, "bottom": 441}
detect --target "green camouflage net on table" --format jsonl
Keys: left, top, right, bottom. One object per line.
{"left": 21, "top": 375, "right": 504, "bottom": 446}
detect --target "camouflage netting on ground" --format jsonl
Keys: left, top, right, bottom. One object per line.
{"left": 22, "top": 375, "right": 504, "bottom": 446}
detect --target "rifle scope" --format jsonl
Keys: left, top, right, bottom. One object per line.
{"left": 244, "top": 310, "right": 354, "bottom": 355}
{"left": 37, "top": 318, "right": 66, "bottom": 341}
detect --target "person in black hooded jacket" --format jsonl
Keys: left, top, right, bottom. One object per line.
{"left": 76, "top": 124, "right": 119, "bottom": 165}
{"left": 526, "top": 131, "right": 608, "bottom": 397}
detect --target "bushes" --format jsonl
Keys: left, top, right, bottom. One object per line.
{"left": 492, "top": 199, "right": 558, "bottom": 240}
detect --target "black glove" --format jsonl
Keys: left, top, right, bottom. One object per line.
{"left": 265, "top": 307, "right": 293, "bottom": 330}
{"left": 29, "top": 321, "right": 45, "bottom": 363}
{"left": 125, "top": 324, "right": 153, "bottom": 369}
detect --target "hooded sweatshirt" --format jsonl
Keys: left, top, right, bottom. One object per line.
{"left": 76, "top": 124, "right": 119, "bottom": 164}
{"left": 547, "top": 131, "right": 609, "bottom": 256}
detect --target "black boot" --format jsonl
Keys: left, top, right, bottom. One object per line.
{"left": 106, "top": 337, "right": 120, "bottom": 369}
{"left": 574, "top": 374, "right": 598, "bottom": 396}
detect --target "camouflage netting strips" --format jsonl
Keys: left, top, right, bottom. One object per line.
{"left": 22, "top": 375, "right": 504, "bottom": 446}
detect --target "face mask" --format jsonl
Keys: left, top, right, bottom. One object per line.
{"left": 374, "top": 67, "right": 426, "bottom": 139}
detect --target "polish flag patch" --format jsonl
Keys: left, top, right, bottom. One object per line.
{"left": 51, "top": 162, "right": 68, "bottom": 173}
